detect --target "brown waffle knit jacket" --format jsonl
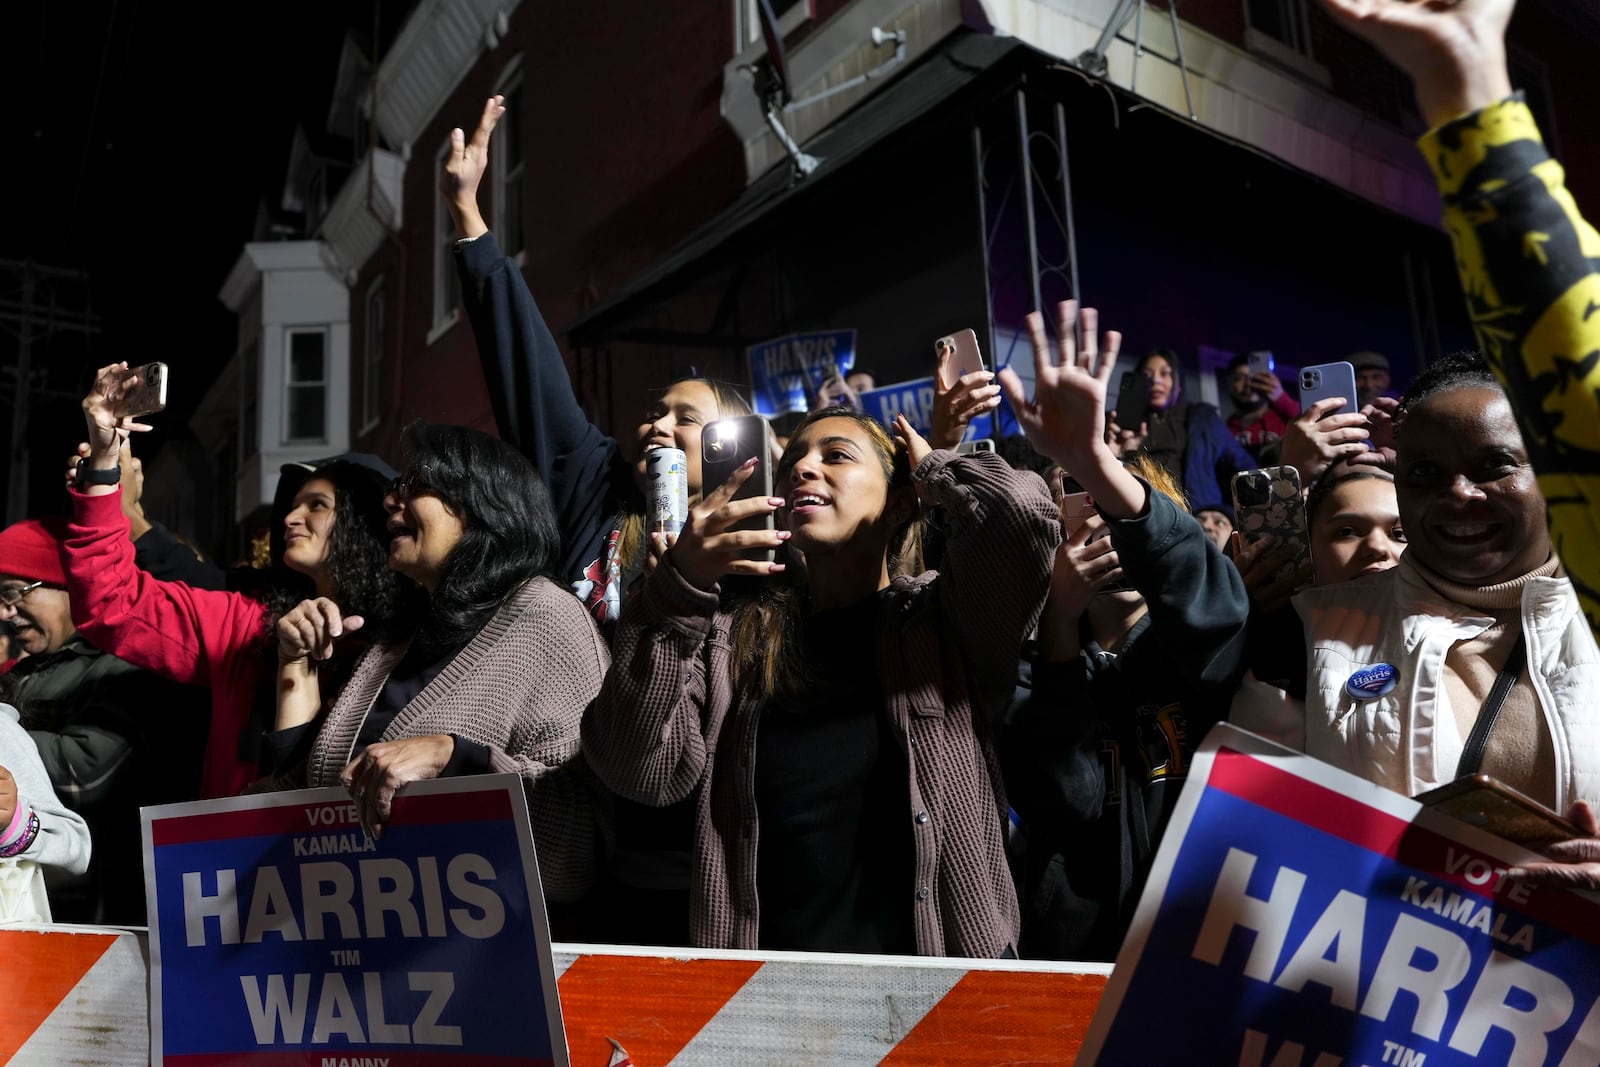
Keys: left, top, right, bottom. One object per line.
{"left": 304, "top": 576, "right": 612, "bottom": 902}
{"left": 583, "top": 450, "right": 1060, "bottom": 955}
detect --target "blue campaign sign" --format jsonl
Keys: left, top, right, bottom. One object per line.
{"left": 857, "top": 376, "right": 995, "bottom": 442}
{"left": 1080, "top": 725, "right": 1600, "bottom": 1066}
{"left": 746, "top": 329, "right": 857, "bottom": 418}
{"left": 141, "top": 775, "right": 566, "bottom": 1067}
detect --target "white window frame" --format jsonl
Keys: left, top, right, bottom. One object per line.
{"left": 1242, "top": 0, "right": 1331, "bottom": 87}
{"left": 430, "top": 138, "right": 462, "bottom": 344}
{"left": 495, "top": 57, "right": 527, "bottom": 263}
{"left": 283, "top": 326, "right": 330, "bottom": 445}
{"left": 359, "top": 278, "right": 384, "bottom": 435}
{"left": 733, "top": 0, "right": 811, "bottom": 54}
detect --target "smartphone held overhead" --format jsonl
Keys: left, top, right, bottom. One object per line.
{"left": 1298, "top": 361, "right": 1358, "bottom": 416}
{"left": 122, "top": 362, "right": 169, "bottom": 417}
{"left": 935, "top": 329, "right": 986, "bottom": 388}
{"left": 1233, "top": 466, "right": 1310, "bottom": 575}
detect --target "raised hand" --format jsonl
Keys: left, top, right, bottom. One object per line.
{"left": 1279, "top": 397, "right": 1372, "bottom": 486}
{"left": 669, "top": 458, "right": 789, "bottom": 589}
{"left": 1316, "top": 0, "right": 1514, "bottom": 126}
{"left": 81, "top": 362, "right": 155, "bottom": 470}
{"left": 276, "top": 597, "right": 365, "bottom": 663}
{"left": 440, "top": 94, "right": 506, "bottom": 240}
{"left": 929, "top": 361, "right": 1002, "bottom": 453}
{"left": 1230, "top": 531, "right": 1312, "bottom": 612}
{"left": 341, "top": 736, "right": 456, "bottom": 840}
{"left": 999, "top": 301, "right": 1121, "bottom": 472}
{"left": 892, "top": 413, "right": 933, "bottom": 473}
{"left": 1049, "top": 515, "right": 1124, "bottom": 622}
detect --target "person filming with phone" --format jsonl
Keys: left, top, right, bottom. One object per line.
{"left": 583, "top": 318, "right": 1066, "bottom": 957}
{"left": 1224, "top": 352, "right": 1300, "bottom": 464}
{"left": 1109, "top": 347, "right": 1255, "bottom": 512}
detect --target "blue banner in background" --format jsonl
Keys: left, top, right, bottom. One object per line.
{"left": 746, "top": 329, "right": 857, "bottom": 418}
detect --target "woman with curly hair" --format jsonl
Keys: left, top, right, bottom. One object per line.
{"left": 63, "top": 362, "right": 409, "bottom": 798}
{"left": 266, "top": 422, "right": 610, "bottom": 910}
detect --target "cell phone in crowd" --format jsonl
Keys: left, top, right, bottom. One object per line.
{"left": 1061, "top": 491, "right": 1098, "bottom": 540}
{"left": 955, "top": 438, "right": 995, "bottom": 455}
{"left": 121, "top": 361, "right": 169, "bottom": 417}
{"left": 1247, "top": 351, "right": 1275, "bottom": 377}
{"left": 700, "top": 414, "right": 776, "bottom": 563}
{"left": 935, "top": 329, "right": 986, "bottom": 389}
{"left": 1232, "top": 466, "right": 1310, "bottom": 576}
{"left": 1115, "top": 371, "right": 1152, "bottom": 434}
{"left": 1416, "top": 775, "right": 1585, "bottom": 853}
{"left": 1298, "top": 361, "right": 1358, "bottom": 416}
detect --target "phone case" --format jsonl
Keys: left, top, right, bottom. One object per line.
{"left": 1232, "top": 466, "right": 1310, "bottom": 574}
{"left": 699, "top": 415, "right": 775, "bottom": 563}
{"left": 1247, "top": 351, "right": 1274, "bottom": 376}
{"left": 935, "top": 329, "right": 986, "bottom": 388}
{"left": 123, "top": 362, "right": 169, "bottom": 417}
{"left": 1298, "top": 361, "right": 1358, "bottom": 416}
{"left": 1417, "top": 775, "right": 1583, "bottom": 853}
{"left": 1116, "top": 371, "right": 1152, "bottom": 433}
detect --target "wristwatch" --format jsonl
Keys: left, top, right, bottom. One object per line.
{"left": 74, "top": 457, "right": 121, "bottom": 489}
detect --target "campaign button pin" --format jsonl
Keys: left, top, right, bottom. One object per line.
{"left": 1345, "top": 663, "right": 1399, "bottom": 700}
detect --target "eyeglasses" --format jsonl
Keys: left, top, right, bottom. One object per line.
{"left": 388, "top": 469, "right": 434, "bottom": 503}
{"left": 0, "top": 581, "right": 44, "bottom": 608}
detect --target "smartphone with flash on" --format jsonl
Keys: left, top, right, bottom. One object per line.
{"left": 700, "top": 414, "right": 776, "bottom": 563}
{"left": 1417, "top": 775, "right": 1585, "bottom": 854}
{"left": 935, "top": 329, "right": 986, "bottom": 388}
{"left": 122, "top": 362, "right": 169, "bottom": 417}
{"left": 1247, "top": 351, "right": 1275, "bottom": 377}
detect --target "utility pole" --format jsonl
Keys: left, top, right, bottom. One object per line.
{"left": 0, "top": 258, "right": 100, "bottom": 523}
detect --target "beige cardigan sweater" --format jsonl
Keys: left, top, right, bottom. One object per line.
{"left": 305, "top": 576, "right": 612, "bottom": 901}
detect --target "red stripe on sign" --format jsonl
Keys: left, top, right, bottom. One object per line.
{"left": 557, "top": 954, "right": 761, "bottom": 1067}
{"left": 1206, "top": 749, "right": 1600, "bottom": 940}
{"left": 151, "top": 789, "right": 514, "bottom": 845}
{"left": 0, "top": 929, "right": 118, "bottom": 1063}
{"left": 164, "top": 1054, "right": 550, "bottom": 1066}
{"left": 880, "top": 969, "right": 1106, "bottom": 1066}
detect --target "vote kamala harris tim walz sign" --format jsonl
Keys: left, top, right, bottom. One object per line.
{"left": 1081, "top": 725, "right": 1600, "bottom": 1067}
{"left": 140, "top": 774, "right": 567, "bottom": 1067}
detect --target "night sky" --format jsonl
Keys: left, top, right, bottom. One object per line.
{"left": 1, "top": 2, "right": 378, "bottom": 518}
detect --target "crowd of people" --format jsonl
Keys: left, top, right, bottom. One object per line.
{"left": 1, "top": 0, "right": 1597, "bottom": 953}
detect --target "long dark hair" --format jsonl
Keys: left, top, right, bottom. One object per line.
{"left": 727, "top": 406, "right": 915, "bottom": 700}
{"left": 261, "top": 460, "right": 411, "bottom": 635}
{"left": 400, "top": 421, "right": 560, "bottom": 653}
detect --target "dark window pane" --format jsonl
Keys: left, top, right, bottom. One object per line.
{"left": 290, "top": 331, "right": 325, "bottom": 383}
{"left": 288, "top": 387, "right": 326, "bottom": 441}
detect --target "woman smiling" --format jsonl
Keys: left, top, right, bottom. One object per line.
{"left": 266, "top": 422, "right": 611, "bottom": 906}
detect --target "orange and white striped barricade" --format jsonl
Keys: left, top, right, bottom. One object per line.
{"left": 551, "top": 945, "right": 1110, "bottom": 1066}
{"left": 0, "top": 924, "right": 149, "bottom": 1066}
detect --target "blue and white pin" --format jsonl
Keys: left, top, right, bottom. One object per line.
{"left": 1345, "top": 662, "right": 1399, "bottom": 700}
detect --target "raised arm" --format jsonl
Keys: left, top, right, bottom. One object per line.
{"left": 443, "top": 97, "right": 624, "bottom": 583}
{"left": 0, "top": 714, "right": 91, "bottom": 879}
{"left": 1317, "top": 0, "right": 1600, "bottom": 635}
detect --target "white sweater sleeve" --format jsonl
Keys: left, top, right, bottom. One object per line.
{"left": 0, "top": 705, "right": 91, "bottom": 877}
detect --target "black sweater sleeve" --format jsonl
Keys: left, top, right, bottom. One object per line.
{"left": 454, "top": 232, "right": 630, "bottom": 586}
{"left": 134, "top": 522, "right": 228, "bottom": 590}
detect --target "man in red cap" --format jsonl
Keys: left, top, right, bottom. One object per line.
{"left": 0, "top": 516, "right": 207, "bottom": 923}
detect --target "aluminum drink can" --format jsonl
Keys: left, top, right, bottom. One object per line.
{"left": 646, "top": 446, "right": 689, "bottom": 535}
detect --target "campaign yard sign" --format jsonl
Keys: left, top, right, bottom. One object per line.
{"left": 1081, "top": 724, "right": 1600, "bottom": 1067}
{"left": 141, "top": 775, "right": 567, "bottom": 1067}
{"left": 746, "top": 329, "right": 856, "bottom": 418}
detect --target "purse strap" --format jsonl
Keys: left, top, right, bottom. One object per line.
{"left": 1454, "top": 634, "right": 1527, "bottom": 779}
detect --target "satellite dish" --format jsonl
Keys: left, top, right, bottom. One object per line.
{"left": 757, "top": 0, "right": 796, "bottom": 104}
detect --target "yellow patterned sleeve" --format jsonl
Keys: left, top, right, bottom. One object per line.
{"left": 1420, "top": 96, "right": 1600, "bottom": 638}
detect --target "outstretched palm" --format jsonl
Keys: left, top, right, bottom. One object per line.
{"left": 998, "top": 300, "right": 1122, "bottom": 475}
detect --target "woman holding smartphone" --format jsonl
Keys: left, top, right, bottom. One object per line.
{"left": 63, "top": 363, "right": 407, "bottom": 798}
{"left": 582, "top": 307, "right": 1121, "bottom": 956}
